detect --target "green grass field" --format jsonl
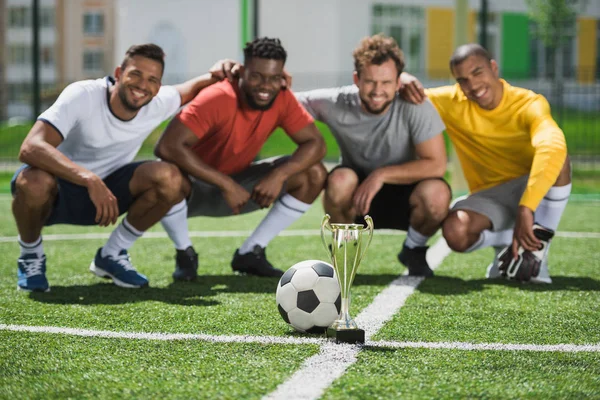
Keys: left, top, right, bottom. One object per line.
{"left": 0, "top": 195, "right": 599, "bottom": 399}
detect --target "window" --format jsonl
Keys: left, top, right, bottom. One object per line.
{"left": 83, "top": 12, "right": 104, "bottom": 36}
{"left": 529, "top": 21, "right": 576, "bottom": 79}
{"left": 83, "top": 50, "right": 104, "bottom": 72}
{"left": 8, "top": 7, "right": 30, "bottom": 28}
{"left": 8, "top": 45, "right": 31, "bottom": 65}
{"left": 41, "top": 47, "right": 55, "bottom": 66}
{"left": 8, "top": 83, "right": 32, "bottom": 102}
{"left": 40, "top": 7, "right": 55, "bottom": 28}
{"left": 371, "top": 4, "right": 425, "bottom": 72}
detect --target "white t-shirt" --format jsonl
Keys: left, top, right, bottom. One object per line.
{"left": 38, "top": 77, "right": 181, "bottom": 179}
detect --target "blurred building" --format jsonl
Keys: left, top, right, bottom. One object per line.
{"left": 2, "top": 0, "right": 599, "bottom": 119}
{"left": 2, "top": 0, "right": 115, "bottom": 120}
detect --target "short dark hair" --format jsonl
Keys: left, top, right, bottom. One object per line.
{"left": 449, "top": 43, "right": 492, "bottom": 70}
{"left": 120, "top": 43, "right": 165, "bottom": 72}
{"left": 353, "top": 34, "right": 405, "bottom": 77}
{"left": 243, "top": 37, "right": 287, "bottom": 64}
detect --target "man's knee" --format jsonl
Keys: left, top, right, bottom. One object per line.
{"left": 14, "top": 168, "right": 57, "bottom": 206}
{"left": 150, "top": 162, "right": 185, "bottom": 203}
{"left": 442, "top": 212, "right": 471, "bottom": 253}
{"left": 555, "top": 155, "right": 572, "bottom": 186}
{"left": 304, "top": 162, "right": 328, "bottom": 190}
{"left": 325, "top": 168, "right": 358, "bottom": 202}
{"left": 411, "top": 180, "right": 451, "bottom": 222}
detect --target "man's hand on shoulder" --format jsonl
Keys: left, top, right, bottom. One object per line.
{"left": 209, "top": 59, "right": 242, "bottom": 82}
{"left": 399, "top": 72, "right": 426, "bottom": 104}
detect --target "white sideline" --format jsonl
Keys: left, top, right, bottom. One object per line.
{"left": 0, "top": 229, "right": 598, "bottom": 243}
{"left": 2, "top": 323, "right": 598, "bottom": 353}
{"left": 263, "top": 238, "right": 451, "bottom": 400}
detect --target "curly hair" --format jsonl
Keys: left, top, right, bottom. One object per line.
{"left": 243, "top": 37, "right": 287, "bottom": 63}
{"left": 120, "top": 43, "right": 165, "bottom": 72}
{"left": 353, "top": 34, "right": 404, "bottom": 77}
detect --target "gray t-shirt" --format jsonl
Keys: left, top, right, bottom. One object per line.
{"left": 295, "top": 85, "right": 445, "bottom": 176}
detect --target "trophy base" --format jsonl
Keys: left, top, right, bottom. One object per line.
{"left": 326, "top": 327, "right": 365, "bottom": 344}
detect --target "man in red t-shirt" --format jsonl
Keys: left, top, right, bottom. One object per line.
{"left": 156, "top": 37, "right": 327, "bottom": 280}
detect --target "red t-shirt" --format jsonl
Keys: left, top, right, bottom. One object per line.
{"left": 177, "top": 80, "right": 314, "bottom": 175}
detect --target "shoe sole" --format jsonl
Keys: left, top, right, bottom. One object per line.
{"left": 17, "top": 285, "right": 50, "bottom": 293}
{"left": 89, "top": 262, "right": 148, "bottom": 289}
{"left": 232, "top": 266, "right": 282, "bottom": 278}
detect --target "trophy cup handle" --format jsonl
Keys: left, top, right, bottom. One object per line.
{"left": 321, "top": 214, "right": 334, "bottom": 258}
{"left": 357, "top": 215, "right": 374, "bottom": 265}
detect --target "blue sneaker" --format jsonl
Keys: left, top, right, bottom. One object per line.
{"left": 17, "top": 253, "right": 50, "bottom": 292}
{"left": 89, "top": 248, "right": 149, "bottom": 288}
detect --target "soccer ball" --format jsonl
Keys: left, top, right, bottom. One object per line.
{"left": 276, "top": 260, "right": 341, "bottom": 333}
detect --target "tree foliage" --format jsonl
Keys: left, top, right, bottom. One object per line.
{"left": 525, "top": 0, "right": 586, "bottom": 47}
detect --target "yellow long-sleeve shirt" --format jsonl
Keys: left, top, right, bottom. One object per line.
{"left": 425, "top": 80, "right": 567, "bottom": 211}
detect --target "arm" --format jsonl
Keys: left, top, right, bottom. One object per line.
{"left": 353, "top": 134, "right": 446, "bottom": 215}
{"left": 20, "top": 121, "right": 119, "bottom": 226}
{"left": 399, "top": 72, "right": 427, "bottom": 104}
{"left": 251, "top": 123, "right": 326, "bottom": 208}
{"left": 154, "top": 117, "right": 250, "bottom": 214}
{"left": 174, "top": 59, "right": 243, "bottom": 106}
{"left": 512, "top": 97, "right": 568, "bottom": 256}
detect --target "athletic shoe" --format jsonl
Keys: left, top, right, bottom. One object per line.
{"left": 397, "top": 243, "right": 434, "bottom": 277}
{"left": 90, "top": 248, "right": 149, "bottom": 288}
{"left": 173, "top": 246, "right": 198, "bottom": 282}
{"left": 231, "top": 245, "right": 284, "bottom": 277}
{"left": 485, "top": 246, "right": 504, "bottom": 279}
{"left": 17, "top": 253, "right": 50, "bottom": 292}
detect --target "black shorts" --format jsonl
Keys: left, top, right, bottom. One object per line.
{"left": 11, "top": 162, "right": 147, "bottom": 226}
{"left": 331, "top": 167, "right": 450, "bottom": 230}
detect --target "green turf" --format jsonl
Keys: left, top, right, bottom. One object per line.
{"left": 0, "top": 196, "right": 599, "bottom": 398}
{"left": 0, "top": 331, "right": 318, "bottom": 400}
{"left": 324, "top": 348, "right": 600, "bottom": 399}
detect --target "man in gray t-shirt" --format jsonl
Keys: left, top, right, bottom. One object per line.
{"left": 295, "top": 34, "right": 451, "bottom": 277}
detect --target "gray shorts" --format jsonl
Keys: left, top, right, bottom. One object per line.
{"left": 452, "top": 175, "right": 528, "bottom": 231}
{"left": 187, "top": 156, "right": 289, "bottom": 217}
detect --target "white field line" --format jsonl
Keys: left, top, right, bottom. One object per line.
{"left": 0, "top": 229, "right": 598, "bottom": 243}
{"left": 2, "top": 323, "right": 598, "bottom": 353}
{"left": 263, "top": 238, "right": 451, "bottom": 400}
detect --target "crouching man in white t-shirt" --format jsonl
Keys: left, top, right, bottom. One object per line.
{"left": 11, "top": 44, "right": 222, "bottom": 291}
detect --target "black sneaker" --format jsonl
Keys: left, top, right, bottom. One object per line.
{"left": 397, "top": 244, "right": 434, "bottom": 277}
{"left": 231, "top": 245, "right": 284, "bottom": 278}
{"left": 173, "top": 246, "right": 198, "bottom": 282}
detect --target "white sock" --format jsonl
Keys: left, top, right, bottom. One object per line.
{"left": 101, "top": 218, "right": 144, "bottom": 258}
{"left": 404, "top": 226, "right": 430, "bottom": 248}
{"left": 160, "top": 200, "right": 193, "bottom": 250}
{"left": 18, "top": 236, "right": 44, "bottom": 257}
{"left": 535, "top": 183, "right": 571, "bottom": 231}
{"left": 239, "top": 194, "right": 311, "bottom": 254}
{"left": 465, "top": 229, "right": 513, "bottom": 253}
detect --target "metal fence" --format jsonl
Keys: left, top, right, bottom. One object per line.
{"left": 1, "top": 72, "right": 599, "bottom": 179}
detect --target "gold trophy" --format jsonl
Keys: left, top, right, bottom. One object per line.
{"left": 321, "top": 214, "right": 374, "bottom": 344}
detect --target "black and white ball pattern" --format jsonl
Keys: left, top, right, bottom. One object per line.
{"left": 276, "top": 260, "right": 341, "bottom": 333}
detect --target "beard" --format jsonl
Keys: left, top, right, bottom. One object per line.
{"left": 242, "top": 86, "right": 279, "bottom": 111}
{"left": 117, "top": 85, "right": 151, "bottom": 112}
{"left": 359, "top": 96, "right": 394, "bottom": 115}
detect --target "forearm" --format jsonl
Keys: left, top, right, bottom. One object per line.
{"left": 176, "top": 73, "right": 220, "bottom": 105}
{"left": 273, "top": 138, "right": 326, "bottom": 180}
{"left": 375, "top": 158, "right": 446, "bottom": 185}
{"left": 520, "top": 131, "right": 567, "bottom": 211}
{"left": 157, "top": 144, "right": 234, "bottom": 191}
{"left": 19, "top": 141, "right": 97, "bottom": 186}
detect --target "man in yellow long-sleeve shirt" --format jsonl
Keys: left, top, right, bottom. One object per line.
{"left": 401, "top": 44, "right": 571, "bottom": 283}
